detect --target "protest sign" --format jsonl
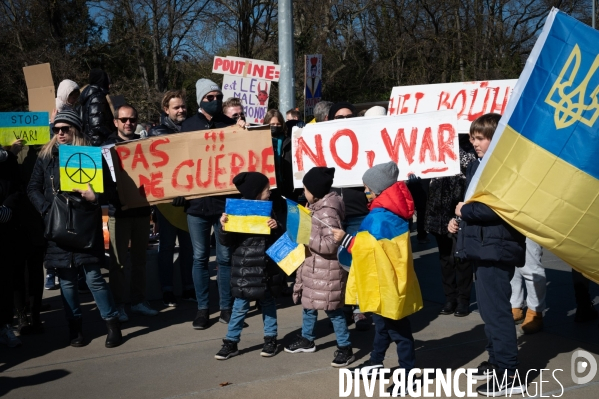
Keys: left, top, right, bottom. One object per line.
{"left": 0, "top": 112, "right": 50, "bottom": 146}
{"left": 59, "top": 145, "right": 104, "bottom": 193}
{"left": 23, "top": 63, "right": 55, "bottom": 114}
{"left": 112, "top": 125, "right": 275, "bottom": 209}
{"left": 222, "top": 75, "right": 270, "bottom": 124}
{"left": 224, "top": 199, "right": 272, "bottom": 235}
{"left": 304, "top": 54, "right": 322, "bottom": 118}
{"left": 388, "top": 79, "right": 517, "bottom": 133}
{"left": 101, "top": 144, "right": 116, "bottom": 182}
{"left": 212, "top": 56, "right": 280, "bottom": 82}
{"left": 292, "top": 110, "right": 459, "bottom": 188}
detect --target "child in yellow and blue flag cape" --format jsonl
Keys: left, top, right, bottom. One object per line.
{"left": 216, "top": 172, "right": 285, "bottom": 360}
{"left": 332, "top": 161, "right": 422, "bottom": 387}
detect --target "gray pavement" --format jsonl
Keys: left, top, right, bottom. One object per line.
{"left": 1, "top": 234, "right": 598, "bottom": 398}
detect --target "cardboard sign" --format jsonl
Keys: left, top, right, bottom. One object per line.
{"left": 292, "top": 110, "right": 460, "bottom": 188}
{"left": 23, "top": 63, "right": 55, "bottom": 114}
{"left": 213, "top": 56, "right": 280, "bottom": 82}
{"left": 0, "top": 112, "right": 50, "bottom": 146}
{"left": 388, "top": 79, "right": 517, "bottom": 133}
{"left": 112, "top": 125, "right": 275, "bottom": 209}
{"left": 59, "top": 145, "right": 104, "bottom": 193}
{"left": 222, "top": 75, "right": 270, "bottom": 124}
{"left": 304, "top": 54, "right": 322, "bottom": 117}
{"left": 101, "top": 144, "right": 116, "bottom": 182}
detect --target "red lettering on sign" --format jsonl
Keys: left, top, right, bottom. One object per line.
{"left": 132, "top": 143, "right": 149, "bottom": 170}
{"left": 223, "top": 59, "right": 231, "bottom": 72}
{"left": 172, "top": 160, "right": 194, "bottom": 191}
{"left": 330, "top": 129, "right": 358, "bottom": 170}
{"left": 419, "top": 127, "right": 437, "bottom": 163}
{"left": 248, "top": 150, "right": 259, "bottom": 172}
{"left": 468, "top": 88, "right": 490, "bottom": 121}
{"left": 413, "top": 92, "right": 424, "bottom": 113}
{"left": 253, "top": 64, "right": 264, "bottom": 78}
{"left": 214, "top": 57, "right": 223, "bottom": 71}
{"left": 438, "top": 92, "right": 451, "bottom": 110}
{"left": 490, "top": 87, "right": 510, "bottom": 114}
{"left": 388, "top": 97, "right": 396, "bottom": 115}
{"left": 366, "top": 151, "right": 375, "bottom": 168}
{"left": 214, "top": 154, "right": 227, "bottom": 189}
{"left": 139, "top": 172, "right": 164, "bottom": 198}
{"left": 150, "top": 138, "right": 170, "bottom": 167}
{"left": 265, "top": 65, "right": 275, "bottom": 80}
{"left": 422, "top": 167, "right": 449, "bottom": 174}
{"left": 230, "top": 153, "right": 245, "bottom": 184}
{"left": 437, "top": 124, "right": 457, "bottom": 163}
{"left": 115, "top": 147, "right": 131, "bottom": 169}
{"left": 195, "top": 157, "right": 212, "bottom": 188}
{"left": 295, "top": 135, "right": 326, "bottom": 171}
{"left": 381, "top": 127, "right": 418, "bottom": 164}
{"left": 401, "top": 94, "right": 411, "bottom": 114}
{"left": 452, "top": 90, "right": 467, "bottom": 118}
{"left": 261, "top": 147, "right": 276, "bottom": 185}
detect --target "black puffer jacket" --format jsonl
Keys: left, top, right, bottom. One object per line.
{"left": 147, "top": 113, "right": 182, "bottom": 136}
{"left": 219, "top": 218, "right": 284, "bottom": 300}
{"left": 455, "top": 159, "right": 525, "bottom": 266}
{"left": 181, "top": 111, "right": 237, "bottom": 217}
{"left": 80, "top": 85, "right": 116, "bottom": 146}
{"left": 27, "top": 146, "right": 115, "bottom": 268}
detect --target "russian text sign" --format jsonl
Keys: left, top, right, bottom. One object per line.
{"left": 292, "top": 111, "right": 459, "bottom": 188}
{"left": 0, "top": 112, "right": 50, "bottom": 146}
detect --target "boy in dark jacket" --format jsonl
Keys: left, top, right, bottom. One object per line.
{"left": 214, "top": 172, "right": 282, "bottom": 360}
{"left": 450, "top": 113, "right": 526, "bottom": 396}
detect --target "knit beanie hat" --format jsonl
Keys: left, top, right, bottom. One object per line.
{"left": 54, "top": 110, "right": 83, "bottom": 132}
{"left": 303, "top": 167, "right": 335, "bottom": 199}
{"left": 233, "top": 172, "right": 269, "bottom": 200}
{"left": 89, "top": 69, "right": 110, "bottom": 91}
{"left": 362, "top": 161, "right": 399, "bottom": 195}
{"left": 327, "top": 102, "right": 356, "bottom": 121}
{"left": 195, "top": 79, "right": 222, "bottom": 105}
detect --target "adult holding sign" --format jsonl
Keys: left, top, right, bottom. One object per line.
{"left": 27, "top": 110, "right": 123, "bottom": 349}
{"left": 181, "top": 79, "right": 237, "bottom": 330}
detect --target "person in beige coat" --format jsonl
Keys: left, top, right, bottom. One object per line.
{"left": 284, "top": 167, "right": 355, "bottom": 368}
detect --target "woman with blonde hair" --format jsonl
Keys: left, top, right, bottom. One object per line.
{"left": 27, "top": 110, "right": 123, "bottom": 348}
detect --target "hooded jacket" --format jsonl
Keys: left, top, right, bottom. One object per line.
{"left": 55, "top": 80, "right": 80, "bottom": 113}
{"left": 293, "top": 191, "right": 346, "bottom": 311}
{"left": 148, "top": 113, "right": 182, "bottom": 136}
{"left": 342, "top": 182, "right": 424, "bottom": 320}
{"left": 80, "top": 83, "right": 116, "bottom": 146}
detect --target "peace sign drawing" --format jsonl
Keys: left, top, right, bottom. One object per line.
{"left": 59, "top": 145, "right": 104, "bottom": 193}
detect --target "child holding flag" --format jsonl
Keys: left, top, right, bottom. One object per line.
{"left": 284, "top": 167, "right": 355, "bottom": 368}
{"left": 214, "top": 172, "right": 283, "bottom": 360}
{"left": 332, "top": 162, "right": 423, "bottom": 394}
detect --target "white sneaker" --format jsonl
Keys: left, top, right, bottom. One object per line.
{"left": 0, "top": 324, "right": 22, "bottom": 347}
{"left": 131, "top": 301, "right": 159, "bottom": 316}
{"left": 117, "top": 305, "right": 129, "bottom": 322}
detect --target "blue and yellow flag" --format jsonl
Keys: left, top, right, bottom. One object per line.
{"left": 59, "top": 145, "right": 104, "bottom": 193}
{"left": 466, "top": 9, "right": 599, "bottom": 282}
{"left": 266, "top": 232, "right": 306, "bottom": 275}
{"left": 285, "top": 198, "right": 312, "bottom": 245}
{"left": 224, "top": 198, "right": 272, "bottom": 235}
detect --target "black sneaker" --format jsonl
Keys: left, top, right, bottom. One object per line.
{"left": 192, "top": 309, "right": 209, "bottom": 330}
{"left": 181, "top": 289, "right": 197, "bottom": 302}
{"left": 439, "top": 301, "right": 457, "bottom": 315}
{"left": 331, "top": 346, "right": 355, "bottom": 367}
{"left": 472, "top": 361, "right": 498, "bottom": 380}
{"left": 454, "top": 302, "right": 470, "bottom": 317}
{"left": 284, "top": 335, "right": 316, "bottom": 353}
{"left": 260, "top": 336, "right": 278, "bottom": 357}
{"left": 219, "top": 309, "right": 231, "bottom": 324}
{"left": 162, "top": 291, "right": 178, "bottom": 307}
{"left": 477, "top": 375, "right": 526, "bottom": 397}
{"left": 349, "top": 359, "right": 384, "bottom": 378}
{"left": 214, "top": 339, "right": 239, "bottom": 360}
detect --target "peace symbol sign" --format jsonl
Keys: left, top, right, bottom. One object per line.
{"left": 65, "top": 152, "right": 97, "bottom": 184}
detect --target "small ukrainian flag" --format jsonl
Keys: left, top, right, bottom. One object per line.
{"left": 266, "top": 232, "right": 306, "bottom": 275}
{"left": 224, "top": 198, "right": 272, "bottom": 235}
{"left": 285, "top": 198, "right": 312, "bottom": 245}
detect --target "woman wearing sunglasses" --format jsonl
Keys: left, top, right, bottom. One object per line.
{"left": 27, "top": 110, "right": 123, "bottom": 348}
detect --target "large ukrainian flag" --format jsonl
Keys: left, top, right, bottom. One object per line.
{"left": 466, "top": 9, "right": 599, "bottom": 282}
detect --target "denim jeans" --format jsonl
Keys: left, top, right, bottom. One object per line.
{"left": 57, "top": 264, "right": 119, "bottom": 321}
{"left": 226, "top": 291, "right": 278, "bottom": 342}
{"left": 187, "top": 214, "right": 232, "bottom": 310}
{"left": 301, "top": 308, "right": 351, "bottom": 347}
{"left": 156, "top": 209, "right": 194, "bottom": 292}
{"left": 371, "top": 314, "right": 415, "bottom": 370}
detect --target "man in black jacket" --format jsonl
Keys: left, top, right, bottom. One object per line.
{"left": 80, "top": 69, "right": 116, "bottom": 146}
{"left": 147, "top": 90, "right": 195, "bottom": 307}
{"left": 181, "top": 79, "right": 236, "bottom": 330}
{"left": 451, "top": 113, "right": 526, "bottom": 396}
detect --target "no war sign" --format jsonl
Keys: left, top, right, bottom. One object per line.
{"left": 292, "top": 111, "right": 460, "bottom": 188}
{"left": 0, "top": 112, "right": 50, "bottom": 146}
{"left": 111, "top": 126, "right": 275, "bottom": 209}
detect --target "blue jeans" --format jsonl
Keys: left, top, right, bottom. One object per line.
{"left": 187, "top": 214, "right": 232, "bottom": 310}
{"left": 302, "top": 308, "right": 351, "bottom": 347}
{"left": 226, "top": 292, "right": 278, "bottom": 342}
{"left": 157, "top": 209, "right": 194, "bottom": 292}
{"left": 57, "top": 265, "right": 118, "bottom": 321}
{"left": 371, "top": 314, "right": 415, "bottom": 370}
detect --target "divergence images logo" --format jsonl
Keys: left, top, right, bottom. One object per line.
{"left": 571, "top": 350, "right": 598, "bottom": 385}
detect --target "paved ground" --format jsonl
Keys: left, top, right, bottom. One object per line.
{"left": 1, "top": 234, "right": 598, "bottom": 398}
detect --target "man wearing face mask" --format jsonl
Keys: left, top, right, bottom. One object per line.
{"left": 180, "top": 79, "right": 237, "bottom": 330}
